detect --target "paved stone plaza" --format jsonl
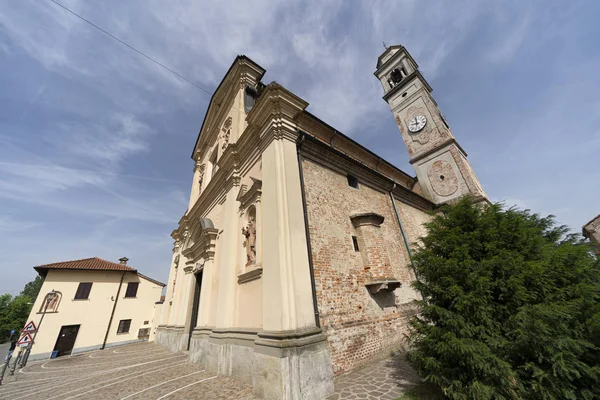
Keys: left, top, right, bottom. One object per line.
{"left": 325, "top": 354, "right": 420, "bottom": 400}
{"left": 0, "top": 342, "right": 419, "bottom": 399}
{"left": 0, "top": 342, "right": 256, "bottom": 400}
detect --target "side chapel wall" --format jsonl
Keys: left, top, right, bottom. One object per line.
{"left": 302, "top": 156, "right": 432, "bottom": 375}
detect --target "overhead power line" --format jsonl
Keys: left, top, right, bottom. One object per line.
{"left": 49, "top": 0, "right": 213, "bottom": 97}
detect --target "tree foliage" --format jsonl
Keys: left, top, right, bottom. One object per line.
{"left": 0, "top": 275, "right": 45, "bottom": 341}
{"left": 21, "top": 275, "right": 43, "bottom": 300}
{"left": 407, "top": 198, "right": 600, "bottom": 400}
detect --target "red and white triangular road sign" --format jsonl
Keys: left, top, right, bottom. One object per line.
{"left": 16, "top": 332, "right": 33, "bottom": 346}
{"left": 21, "top": 321, "right": 37, "bottom": 333}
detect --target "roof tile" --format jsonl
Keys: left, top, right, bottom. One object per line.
{"left": 34, "top": 257, "right": 137, "bottom": 273}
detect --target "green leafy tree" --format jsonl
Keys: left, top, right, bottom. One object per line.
{"left": 407, "top": 198, "right": 600, "bottom": 400}
{"left": 20, "top": 275, "right": 43, "bottom": 300}
{"left": 0, "top": 275, "right": 45, "bottom": 341}
{"left": 0, "top": 294, "right": 32, "bottom": 341}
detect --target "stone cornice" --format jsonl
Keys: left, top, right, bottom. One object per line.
{"left": 192, "top": 57, "right": 265, "bottom": 161}
{"left": 296, "top": 112, "right": 415, "bottom": 189}
{"left": 181, "top": 85, "right": 307, "bottom": 228}
{"left": 237, "top": 177, "right": 262, "bottom": 210}
{"left": 246, "top": 82, "right": 308, "bottom": 134}
{"left": 382, "top": 70, "right": 433, "bottom": 102}
{"left": 181, "top": 227, "right": 219, "bottom": 264}
{"left": 237, "top": 267, "right": 263, "bottom": 284}
{"left": 299, "top": 135, "right": 435, "bottom": 212}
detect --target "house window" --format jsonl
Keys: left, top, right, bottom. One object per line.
{"left": 352, "top": 236, "right": 360, "bottom": 252}
{"left": 117, "top": 319, "right": 132, "bottom": 334}
{"left": 124, "top": 282, "right": 139, "bottom": 298}
{"left": 74, "top": 283, "right": 92, "bottom": 300}
{"left": 347, "top": 174, "right": 359, "bottom": 189}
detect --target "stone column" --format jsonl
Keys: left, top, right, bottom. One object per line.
{"left": 161, "top": 239, "right": 181, "bottom": 326}
{"left": 178, "top": 264, "right": 196, "bottom": 350}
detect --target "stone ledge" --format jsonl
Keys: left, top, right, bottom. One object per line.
{"left": 350, "top": 212, "right": 385, "bottom": 228}
{"left": 188, "top": 326, "right": 329, "bottom": 357}
{"left": 237, "top": 267, "right": 263, "bottom": 284}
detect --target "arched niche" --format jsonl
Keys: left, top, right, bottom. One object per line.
{"left": 40, "top": 291, "right": 62, "bottom": 313}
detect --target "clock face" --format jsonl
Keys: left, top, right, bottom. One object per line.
{"left": 408, "top": 114, "right": 427, "bottom": 132}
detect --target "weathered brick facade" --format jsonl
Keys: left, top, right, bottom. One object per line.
{"left": 301, "top": 151, "right": 434, "bottom": 375}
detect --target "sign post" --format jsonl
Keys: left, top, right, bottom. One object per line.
{"left": 20, "top": 290, "right": 56, "bottom": 368}
{"left": 16, "top": 333, "right": 34, "bottom": 347}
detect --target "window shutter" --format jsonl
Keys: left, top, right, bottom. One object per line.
{"left": 75, "top": 282, "right": 92, "bottom": 300}
{"left": 125, "top": 282, "right": 139, "bottom": 298}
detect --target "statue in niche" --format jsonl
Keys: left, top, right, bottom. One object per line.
{"left": 241, "top": 213, "right": 256, "bottom": 265}
{"left": 174, "top": 254, "right": 180, "bottom": 269}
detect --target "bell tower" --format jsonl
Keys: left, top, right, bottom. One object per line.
{"left": 375, "top": 45, "right": 486, "bottom": 204}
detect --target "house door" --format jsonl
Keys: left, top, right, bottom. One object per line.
{"left": 187, "top": 271, "right": 203, "bottom": 350}
{"left": 53, "top": 325, "right": 80, "bottom": 357}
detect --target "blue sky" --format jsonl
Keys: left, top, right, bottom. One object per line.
{"left": 1, "top": 0, "right": 599, "bottom": 294}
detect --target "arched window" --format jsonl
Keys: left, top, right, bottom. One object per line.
{"left": 39, "top": 291, "right": 62, "bottom": 313}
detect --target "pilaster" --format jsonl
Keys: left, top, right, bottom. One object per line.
{"left": 215, "top": 189, "right": 241, "bottom": 328}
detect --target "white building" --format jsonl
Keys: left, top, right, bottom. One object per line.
{"left": 25, "top": 257, "right": 164, "bottom": 360}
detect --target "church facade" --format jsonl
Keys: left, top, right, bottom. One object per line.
{"left": 155, "top": 45, "right": 486, "bottom": 399}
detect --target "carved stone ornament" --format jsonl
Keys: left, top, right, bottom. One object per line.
{"left": 174, "top": 254, "right": 180, "bottom": 268}
{"left": 173, "top": 240, "right": 182, "bottom": 252}
{"left": 196, "top": 164, "right": 206, "bottom": 191}
{"left": 221, "top": 117, "right": 232, "bottom": 151}
{"left": 193, "top": 258, "right": 205, "bottom": 274}
{"left": 427, "top": 160, "right": 459, "bottom": 197}
{"left": 241, "top": 215, "right": 257, "bottom": 266}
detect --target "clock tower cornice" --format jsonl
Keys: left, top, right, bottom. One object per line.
{"left": 381, "top": 70, "right": 433, "bottom": 103}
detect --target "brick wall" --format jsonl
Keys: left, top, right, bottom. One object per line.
{"left": 583, "top": 215, "right": 600, "bottom": 253}
{"left": 302, "top": 157, "right": 431, "bottom": 375}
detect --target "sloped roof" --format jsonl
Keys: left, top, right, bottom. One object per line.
{"left": 34, "top": 257, "right": 166, "bottom": 286}
{"left": 138, "top": 272, "right": 166, "bottom": 287}
{"left": 34, "top": 257, "right": 136, "bottom": 273}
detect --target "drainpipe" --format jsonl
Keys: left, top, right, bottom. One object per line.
{"left": 389, "top": 183, "right": 420, "bottom": 283}
{"left": 296, "top": 131, "right": 321, "bottom": 328}
{"left": 102, "top": 271, "right": 126, "bottom": 350}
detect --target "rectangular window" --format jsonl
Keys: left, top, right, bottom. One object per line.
{"left": 347, "top": 174, "right": 359, "bottom": 189}
{"left": 124, "top": 282, "right": 139, "bottom": 298}
{"left": 74, "top": 282, "right": 92, "bottom": 300}
{"left": 117, "top": 319, "right": 132, "bottom": 334}
{"left": 352, "top": 236, "right": 360, "bottom": 252}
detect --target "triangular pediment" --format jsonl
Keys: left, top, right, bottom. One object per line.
{"left": 192, "top": 56, "right": 266, "bottom": 161}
